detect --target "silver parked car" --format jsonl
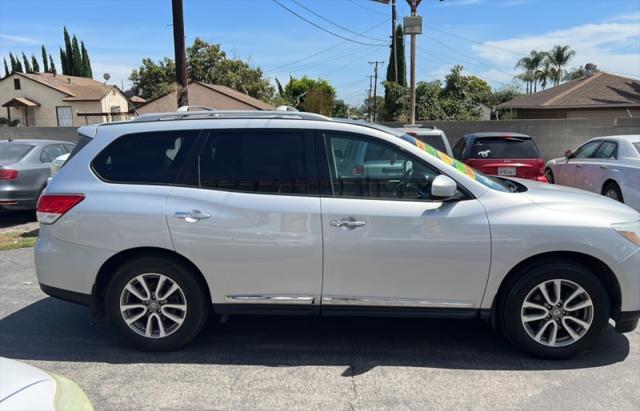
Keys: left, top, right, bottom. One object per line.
{"left": 35, "top": 111, "right": 640, "bottom": 358}
{"left": 0, "top": 139, "right": 75, "bottom": 211}
{"left": 545, "top": 135, "right": 640, "bottom": 211}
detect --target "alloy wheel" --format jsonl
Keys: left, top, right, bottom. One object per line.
{"left": 521, "top": 279, "right": 594, "bottom": 347}
{"left": 604, "top": 189, "right": 619, "bottom": 201}
{"left": 120, "top": 274, "right": 187, "bottom": 338}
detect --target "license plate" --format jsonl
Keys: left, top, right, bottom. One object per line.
{"left": 498, "top": 167, "right": 516, "bottom": 176}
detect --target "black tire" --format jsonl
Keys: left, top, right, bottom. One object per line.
{"left": 602, "top": 182, "right": 623, "bottom": 203}
{"left": 544, "top": 168, "right": 554, "bottom": 184}
{"left": 500, "top": 260, "right": 610, "bottom": 359}
{"left": 106, "top": 255, "right": 209, "bottom": 351}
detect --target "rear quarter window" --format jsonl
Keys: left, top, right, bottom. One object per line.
{"left": 92, "top": 130, "right": 200, "bottom": 184}
{"left": 470, "top": 137, "right": 540, "bottom": 159}
{"left": 415, "top": 135, "right": 447, "bottom": 153}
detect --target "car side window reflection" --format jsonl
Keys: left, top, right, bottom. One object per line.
{"left": 594, "top": 141, "right": 617, "bottom": 159}
{"left": 572, "top": 141, "right": 601, "bottom": 159}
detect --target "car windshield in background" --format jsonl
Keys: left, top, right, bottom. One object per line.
{"left": 470, "top": 137, "right": 539, "bottom": 159}
{"left": 633, "top": 142, "right": 640, "bottom": 155}
{"left": 0, "top": 143, "right": 34, "bottom": 162}
{"left": 401, "top": 134, "right": 509, "bottom": 192}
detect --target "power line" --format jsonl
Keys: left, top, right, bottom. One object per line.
{"left": 290, "top": 0, "right": 387, "bottom": 43}
{"left": 272, "top": 0, "right": 388, "bottom": 47}
{"left": 264, "top": 18, "right": 390, "bottom": 74}
{"left": 348, "top": 0, "right": 388, "bottom": 16}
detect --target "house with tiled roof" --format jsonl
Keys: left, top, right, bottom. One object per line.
{"left": 497, "top": 67, "right": 640, "bottom": 125}
{"left": 136, "top": 81, "right": 274, "bottom": 114}
{"left": 0, "top": 72, "right": 131, "bottom": 127}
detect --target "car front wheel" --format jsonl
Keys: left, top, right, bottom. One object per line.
{"left": 500, "top": 261, "right": 610, "bottom": 359}
{"left": 106, "top": 255, "right": 209, "bottom": 351}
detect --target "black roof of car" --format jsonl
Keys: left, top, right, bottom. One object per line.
{"left": 463, "top": 132, "right": 531, "bottom": 139}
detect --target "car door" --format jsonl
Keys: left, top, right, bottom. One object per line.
{"left": 166, "top": 129, "right": 323, "bottom": 310}
{"left": 318, "top": 131, "right": 491, "bottom": 313}
{"left": 557, "top": 140, "right": 602, "bottom": 187}
{"left": 575, "top": 140, "right": 617, "bottom": 193}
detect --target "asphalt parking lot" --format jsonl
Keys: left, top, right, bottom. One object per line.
{"left": 1, "top": 247, "right": 639, "bottom": 410}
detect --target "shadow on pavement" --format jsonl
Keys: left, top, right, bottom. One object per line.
{"left": 0, "top": 297, "right": 630, "bottom": 375}
{"left": 0, "top": 210, "right": 37, "bottom": 229}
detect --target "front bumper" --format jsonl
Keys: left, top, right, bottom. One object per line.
{"left": 615, "top": 310, "right": 640, "bottom": 333}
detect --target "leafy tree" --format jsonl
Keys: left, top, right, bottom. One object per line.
{"left": 415, "top": 80, "right": 445, "bottom": 120}
{"left": 22, "top": 53, "right": 31, "bottom": 73}
{"left": 129, "top": 58, "right": 177, "bottom": 100}
{"left": 361, "top": 95, "right": 384, "bottom": 121}
{"left": 9, "top": 53, "right": 19, "bottom": 73}
{"left": 15, "top": 58, "right": 23, "bottom": 73}
{"left": 564, "top": 65, "right": 593, "bottom": 81}
{"left": 63, "top": 27, "right": 72, "bottom": 75}
{"left": 3, "top": 58, "right": 9, "bottom": 77}
{"left": 488, "top": 85, "right": 522, "bottom": 108}
{"left": 274, "top": 75, "right": 335, "bottom": 115}
{"left": 60, "top": 48, "right": 68, "bottom": 74}
{"left": 382, "top": 81, "right": 408, "bottom": 121}
{"left": 71, "top": 35, "right": 83, "bottom": 76}
{"left": 81, "top": 41, "right": 92, "bottom": 78}
{"left": 331, "top": 99, "right": 350, "bottom": 118}
{"left": 42, "top": 45, "right": 49, "bottom": 73}
{"left": 31, "top": 55, "right": 40, "bottom": 72}
{"left": 386, "top": 25, "right": 406, "bottom": 87}
{"left": 49, "top": 55, "right": 57, "bottom": 75}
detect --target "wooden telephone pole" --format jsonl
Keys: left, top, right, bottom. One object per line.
{"left": 369, "top": 61, "right": 384, "bottom": 122}
{"left": 172, "top": 0, "right": 189, "bottom": 107}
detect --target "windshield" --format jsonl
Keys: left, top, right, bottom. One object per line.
{"left": 470, "top": 136, "right": 540, "bottom": 159}
{"left": 0, "top": 143, "right": 34, "bottom": 162}
{"left": 401, "top": 134, "right": 510, "bottom": 192}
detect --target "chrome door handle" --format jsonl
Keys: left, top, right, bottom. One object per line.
{"left": 600, "top": 165, "right": 607, "bottom": 169}
{"left": 175, "top": 209, "right": 211, "bottom": 223}
{"left": 576, "top": 164, "right": 582, "bottom": 168}
{"left": 330, "top": 217, "right": 366, "bottom": 229}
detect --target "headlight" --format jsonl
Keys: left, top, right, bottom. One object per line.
{"left": 612, "top": 221, "right": 640, "bottom": 247}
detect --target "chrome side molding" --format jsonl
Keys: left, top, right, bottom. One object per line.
{"left": 225, "top": 295, "right": 315, "bottom": 305}
{"left": 321, "top": 296, "right": 474, "bottom": 308}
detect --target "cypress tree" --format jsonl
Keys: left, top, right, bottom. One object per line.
{"left": 22, "top": 52, "right": 32, "bottom": 73}
{"left": 49, "top": 55, "right": 57, "bottom": 75}
{"left": 63, "top": 27, "right": 73, "bottom": 75}
{"left": 60, "top": 48, "right": 67, "bottom": 74}
{"left": 385, "top": 25, "right": 407, "bottom": 87}
{"left": 9, "top": 53, "right": 17, "bottom": 73}
{"left": 42, "top": 45, "right": 49, "bottom": 72}
{"left": 80, "top": 41, "right": 92, "bottom": 77}
{"left": 3, "top": 58, "right": 9, "bottom": 77}
{"left": 15, "top": 59, "right": 23, "bottom": 73}
{"left": 31, "top": 55, "right": 40, "bottom": 72}
{"left": 71, "top": 35, "right": 82, "bottom": 76}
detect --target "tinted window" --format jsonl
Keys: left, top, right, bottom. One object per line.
{"left": 93, "top": 131, "right": 199, "bottom": 184}
{"left": 0, "top": 143, "right": 33, "bottom": 162}
{"left": 452, "top": 138, "right": 465, "bottom": 159}
{"left": 40, "top": 144, "right": 66, "bottom": 163}
{"left": 67, "top": 134, "right": 93, "bottom": 162}
{"left": 470, "top": 137, "right": 540, "bottom": 159}
{"left": 325, "top": 133, "right": 441, "bottom": 200}
{"left": 572, "top": 140, "right": 601, "bottom": 159}
{"left": 594, "top": 141, "right": 617, "bottom": 159}
{"left": 198, "top": 130, "right": 311, "bottom": 194}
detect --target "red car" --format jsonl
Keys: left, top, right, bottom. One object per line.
{"left": 452, "top": 132, "right": 547, "bottom": 182}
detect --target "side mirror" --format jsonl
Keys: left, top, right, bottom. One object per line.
{"left": 431, "top": 175, "right": 458, "bottom": 199}
{"left": 564, "top": 149, "right": 572, "bottom": 158}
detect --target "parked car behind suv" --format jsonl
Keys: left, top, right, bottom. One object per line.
{"left": 0, "top": 139, "right": 75, "bottom": 211}
{"left": 36, "top": 111, "right": 640, "bottom": 358}
{"left": 453, "top": 133, "right": 547, "bottom": 182}
{"left": 395, "top": 126, "right": 452, "bottom": 156}
{"left": 545, "top": 135, "right": 640, "bottom": 211}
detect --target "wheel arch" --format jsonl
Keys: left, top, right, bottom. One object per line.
{"left": 91, "top": 247, "right": 212, "bottom": 317}
{"left": 601, "top": 178, "right": 620, "bottom": 195}
{"left": 491, "top": 251, "right": 622, "bottom": 326}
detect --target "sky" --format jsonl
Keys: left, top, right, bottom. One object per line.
{"left": 1, "top": 0, "right": 639, "bottom": 106}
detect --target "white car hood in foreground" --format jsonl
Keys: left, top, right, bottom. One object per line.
{"left": 515, "top": 179, "right": 640, "bottom": 221}
{"left": 0, "top": 357, "right": 57, "bottom": 410}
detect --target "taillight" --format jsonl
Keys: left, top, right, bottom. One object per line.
{"left": 0, "top": 168, "right": 18, "bottom": 180}
{"left": 353, "top": 165, "right": 365, "bottom": 175}
{"left": 36, "top": 194, "right": 85, "bottom": 224}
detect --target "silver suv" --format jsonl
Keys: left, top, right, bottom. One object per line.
{"left": 36, "top": 111, "right": 640, "bottom": 358}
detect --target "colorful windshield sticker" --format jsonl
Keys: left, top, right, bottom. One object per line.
{"left": 408, "top": 137, "right": 477, "bottom": 180}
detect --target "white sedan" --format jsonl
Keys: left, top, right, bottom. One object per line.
{"left": 545, "top": 135, "right": 640, "bottom": 211}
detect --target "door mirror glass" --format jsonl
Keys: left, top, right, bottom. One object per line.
{"left": 431, "top": 175, "right": 458, "bottom": 199}
{"left": 564, "top": 149, "right": 572, "bottom": 158}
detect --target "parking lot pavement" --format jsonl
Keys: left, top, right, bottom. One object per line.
{"left": 1, "top": 248, "right": 638, "bottom": 411}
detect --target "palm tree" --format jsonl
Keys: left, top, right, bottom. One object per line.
{"left": 516, "top": 50, "right": 546, "bottom": 93}
{"left": 547, "top": 45, "right": 575, "bottom": 86}
{"left": 515, "top": 56, "right": 535, "bottom": 94}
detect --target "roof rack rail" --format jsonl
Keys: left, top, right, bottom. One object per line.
{"left": 131, "top": 110, "right": 332, "bottom": 123}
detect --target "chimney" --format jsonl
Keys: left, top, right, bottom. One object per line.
{"left": 585, "top": 63, "right": 597, "bottom": 77}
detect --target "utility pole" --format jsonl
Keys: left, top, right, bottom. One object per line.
{"left": 172, "top": 0, "right": 189, "bottom": 107}
{"left": 367, "top": 74, "right": 374, "bottom": 122}
{"left": 369, "top": 61, "right": 384, "bottom": 122}
{"left": 405, "top": 0, "right": 422, "bottom": 124}
{"left": 391, "top": 0, "right": 397, "bottom": 83}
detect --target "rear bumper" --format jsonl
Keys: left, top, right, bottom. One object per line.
{"left": 0, "top": 189, "right": 40, "bottom": 210}
{"left": 40, "top": 283, "right": 91, "bottom": 306}
{"left": 615, "top": 310, "right": 640, "bottom": 333}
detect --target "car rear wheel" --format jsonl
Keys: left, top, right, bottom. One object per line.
{"left": 500, "top": 261, "right": 609, "bottom": 359}
{"left": 544, "top": 168, "right": 554, "bottom": 184}
{"left": 106, "top": 256, "right": 209, "bottom": 351}
{"left": 603, "top": 182, "right": 623, "bottom": 203}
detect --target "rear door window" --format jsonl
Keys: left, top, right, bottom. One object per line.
{"left": 470, "top": 137, "right": 540, "bottom": 159}
{"left": 594, "top": 141, "right": 617, "bottom": 159}
{"left": 92, "top": 130, "right": 200, "bottom": 184}
{"left": 197, "top": 130, "right": 314, "bottom": 195}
